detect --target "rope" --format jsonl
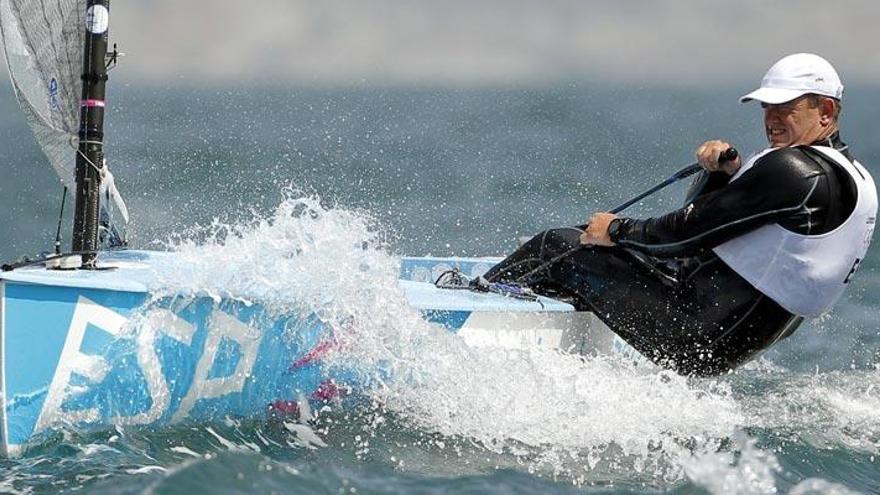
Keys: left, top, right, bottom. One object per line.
{"left": 76, "top": 146, "right": 104, "bottom": 175}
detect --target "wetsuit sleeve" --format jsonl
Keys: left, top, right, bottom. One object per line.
{"left": 683, "top": 170, "right": 732, "bottom": 205}
{"left": 611, "top": 147, "right": 825, "bottom": 257}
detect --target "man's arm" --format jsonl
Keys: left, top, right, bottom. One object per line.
{"left": 609, "top": 147, "right": 826, "bottom": 257}
{"left": 683, "top": 170, "right": 732, "bottom": 205}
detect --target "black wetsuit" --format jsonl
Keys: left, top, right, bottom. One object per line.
{"left": 484, "top": 133, "right": 857, "bottom": 376}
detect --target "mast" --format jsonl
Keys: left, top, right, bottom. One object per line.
{"left": 71, "top": 0, "right": 111, "bottom": 267}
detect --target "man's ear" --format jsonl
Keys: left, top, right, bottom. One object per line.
{"left": 820, "top": 97, "right": 836, "bottom": 125}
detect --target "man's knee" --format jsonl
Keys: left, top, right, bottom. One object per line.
{"left": 536, "top": 227, "right": 583, "bottom": 253}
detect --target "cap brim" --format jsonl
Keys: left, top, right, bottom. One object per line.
{"left": 739, "top": 87, "right": 810, "bottom": 104}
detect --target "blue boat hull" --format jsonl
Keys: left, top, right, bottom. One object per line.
{"left": 0, "top": 250, "right": 628, "bottom": 456}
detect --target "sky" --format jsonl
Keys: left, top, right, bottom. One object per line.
{"left": 107, "top": 0, "right": 880, "bottom": 87}
{"left": 3, "top": 0, "right": 880, "bottom": 87}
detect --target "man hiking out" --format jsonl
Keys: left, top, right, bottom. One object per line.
{"left": 483, "top": 53, "right": 877, "bottom": 376}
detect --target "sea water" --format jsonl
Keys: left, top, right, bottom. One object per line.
{"left": 0, "top": 85, "right": 877, "bottom": 494}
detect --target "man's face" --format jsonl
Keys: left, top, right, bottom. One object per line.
{"left": 762, "top": 95, "right": 827, "bottom": 147}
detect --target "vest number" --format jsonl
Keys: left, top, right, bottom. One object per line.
{"left": 843, "top": 258, "right": 862, "bottom": 284}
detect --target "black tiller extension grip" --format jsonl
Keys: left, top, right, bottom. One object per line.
{"left": 718, "top": 147, "right": 738, "bottom": 164}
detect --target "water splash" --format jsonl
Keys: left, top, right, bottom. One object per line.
{"left": 682, "top": 431, "right": 780, "bottom": 495}
{"left": 738, "top": 369, "right": 880, "bottom": 454}
{"left": 141, "top": 191, "right": 747, "bottom": 484}
{"left": 148, "top": 191, "right": 409, "bottom": 356}
{"left": 103, "top": 191, "right": 873, "bottom": 491}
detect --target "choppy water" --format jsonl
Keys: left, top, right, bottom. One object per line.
{"left": 0, "top": 85, "right": 878, "bottom": 494}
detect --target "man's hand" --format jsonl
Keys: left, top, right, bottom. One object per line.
{"left": 580, "top": 212, "right": 617, "bottom": 246}
{"left": 696, "top": 140, "right": 742, "bottom": 175}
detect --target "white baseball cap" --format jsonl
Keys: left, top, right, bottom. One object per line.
{"left": 740, "top": 53, "right": 844, "bottom": 104}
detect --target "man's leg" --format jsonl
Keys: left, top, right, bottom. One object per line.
{"left": 483, "top": 228, "right": 789, "bottom": 375}
{"left": 483, "top": 227, "right": 587, "bottom": 286}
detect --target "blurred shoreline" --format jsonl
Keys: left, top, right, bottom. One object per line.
{"left": 4, "top": 0, "right": 880, "bottom": 86}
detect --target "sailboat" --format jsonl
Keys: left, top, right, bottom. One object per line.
{"left": 0, "top": 0, "right": 632, "bottom": 456}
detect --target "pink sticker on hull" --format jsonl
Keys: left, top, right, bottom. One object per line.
{"left": 311, "top": 380, "right": 341, "bottom": 401}
{"left": 289, "top": 339, "right": 335, "bottom": 371}
{"left": 267, "top": 400, "right": 300, "bottom": 420}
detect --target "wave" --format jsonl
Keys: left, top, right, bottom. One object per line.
{"left": 3, "top": 191, "right": 876, "bottom": 493}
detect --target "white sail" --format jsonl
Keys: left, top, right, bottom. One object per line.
{"left": 0, "top": 0, "right": 84, "bottom": 189}
{"left": 1, "top": 0, "right": 127, "bottom": 242}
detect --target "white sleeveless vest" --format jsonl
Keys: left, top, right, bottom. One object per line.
{"left": 713, "top": 146, "right": 877, "bottom": 317}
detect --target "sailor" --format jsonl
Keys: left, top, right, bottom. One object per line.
{"left": 483, "top": 53, "right": 877, "bottom": 376}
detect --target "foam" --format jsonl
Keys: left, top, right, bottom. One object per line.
{"left": 143, "top": 191, "right": 872, "bottom": 489}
